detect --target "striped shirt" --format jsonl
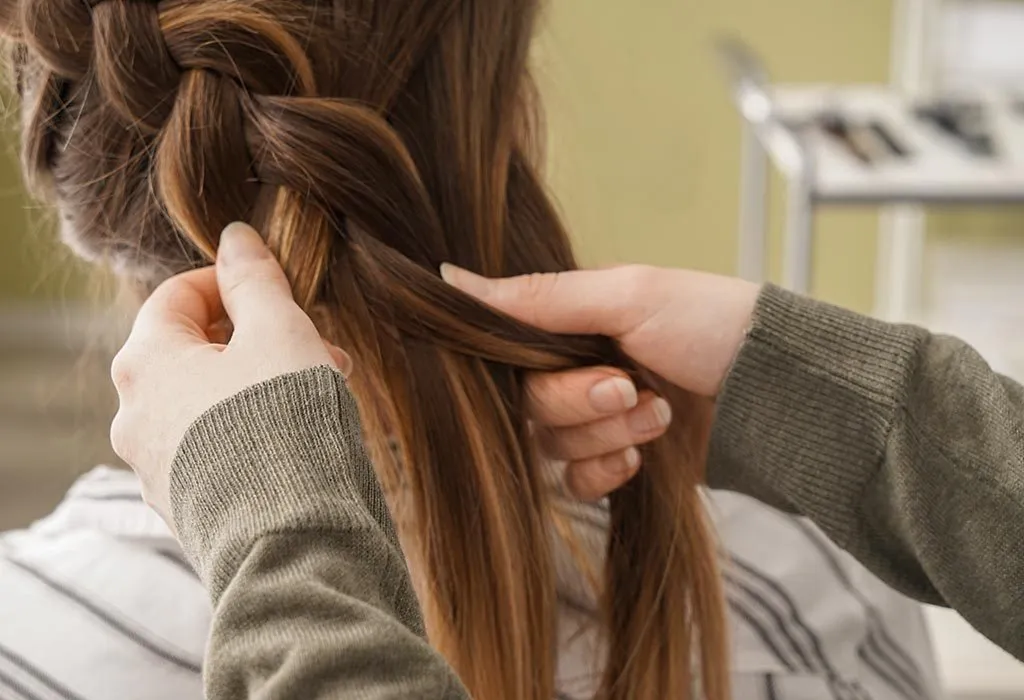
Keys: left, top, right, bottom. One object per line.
{"left": 0, "top": 467, "right": 942, "bottom": 700}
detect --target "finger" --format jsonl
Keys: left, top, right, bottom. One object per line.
{"left": 540, "top": 393, "right": 672, "bottom": 462}
{"left": 564, "top": 448, "right": 642, "bottom": 502}
{"left": 440, "top": 264, "right": 639, "bottom": 337}
{"left": 131, "top": 266, "right": 224, "bottom": 347}
{"left": 526, "top": 367, "right": 638, "bottom": 428}
{"left": 324, "top": 341, "right": 354, "bottom": 376}
{"left": 216, "top": 222, "right": 303, "bottom": 334}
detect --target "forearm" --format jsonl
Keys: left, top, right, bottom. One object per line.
{"left": 708, "top": 285, "right": 1024, "bottom": 659}
{"left": 706, "top": 286, "right": 926, "bottom": 538}
{"left": 203, "top": 531, "right": 462, "bottom": 699}
{"left": 170, "top": 367, "right": 468, "bottom": 699}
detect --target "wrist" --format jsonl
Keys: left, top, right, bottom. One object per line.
{"left": 712, "top": 279, "right": 761, "bottom": 394}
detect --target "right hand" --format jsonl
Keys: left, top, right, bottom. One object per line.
{"left": 441, "top": 263, "right": 760, "bottom": 499}
{"left": 442, "top": 264, "right": 759, "bottom": 397}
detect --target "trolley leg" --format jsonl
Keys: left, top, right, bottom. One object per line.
{"left": 876, "top": 206, "right": 925, "bottom": 322}
{"left": 783, "top": 177, "right": 814, "bottom": 294}
{"left": 738, "top": 121, "right": 769, "bottom": 283}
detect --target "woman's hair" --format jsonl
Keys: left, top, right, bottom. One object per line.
{"left": 2, "top": 1, "right": 728, "bottom": 697}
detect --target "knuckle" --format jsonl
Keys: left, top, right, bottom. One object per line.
{"left": 549, "top": 424, "right": 613, "bottom": 461}
{"left": 496, "top": 272, "right": 561, "bottom": 328}
{"left": 109, "top": 412, "right": 132, "bottom": 464}
{"left": 587, "top": 430, "right": 619, "bottom": 456}
{"left": 109, "top": 348, "right": 136, "bottom": 392}
{"left": 584, "top": 421, "right": 629, "bottom": 456}
{"left": 564, "top": 463, "right": 608, "bottom": 503}
{"left": 566, "top": 452, "right": 637, "bottom": 502}
{"left": 522, "top": 272, "right": 559, "bottom": 303}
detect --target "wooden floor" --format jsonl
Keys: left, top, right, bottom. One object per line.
{"left": 0, "top": 344, "right": 117, "bottom": 530}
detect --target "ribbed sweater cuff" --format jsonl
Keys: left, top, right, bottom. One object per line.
{"left": 169, "top": 366, "right": 394, "bottom": 601}
{"left": 708, "top": 285, "right": 927, "bottom": 545}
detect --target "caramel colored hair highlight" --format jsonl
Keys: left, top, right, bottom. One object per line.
{"left": 2, "top": 1, "right": 729, "bottom": 697}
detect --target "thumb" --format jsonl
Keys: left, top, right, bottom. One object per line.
{"left": 216, "top": 222, "right": 301, "bottom": 333}
{"left": 440, "top": 263, "right": 635, "bottom": 337}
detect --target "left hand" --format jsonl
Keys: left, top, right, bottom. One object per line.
{"left": 525, "top": 368, "right": 671, "bottom": 501}
{"left": 109, "top": 222, "right": 351, "bottom": 527}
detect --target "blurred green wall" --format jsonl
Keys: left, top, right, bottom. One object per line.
{"left": 0, "top": 140, "right": 45, "bottom": 301}
{"left": 538, "top": 0, "right": 893, "bottom": 313}
{"left": 0, "top": 135, "right": 88, "bottom": 302}
{"left": 0, "top": 1, "right": 894, "bottom": 313}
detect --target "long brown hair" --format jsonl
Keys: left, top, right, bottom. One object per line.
{"left": 2, "top": 1, "right": 728, "bottom": 697}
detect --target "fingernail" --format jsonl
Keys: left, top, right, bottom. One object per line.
{"left": 440, "top": 263, "right": 489, "bottom": 298}
{"left": 219, "top": 222, "right": 268, "bottom": 265}
{"left": 588, "top": 376, "right": 639, "bottom": 413}
{"left": 623, "top": 447, "right": 642, "bottom": 470}
{"left": 628, "top": 397, "right": 673, "bottom": 434}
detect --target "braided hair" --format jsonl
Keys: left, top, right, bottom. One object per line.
{"left": 2, "top": 2, "right": 729, "bottom": 698}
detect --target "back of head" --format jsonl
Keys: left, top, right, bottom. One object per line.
{"left": 2, "top": 1, "right": 729, "bottom": 697}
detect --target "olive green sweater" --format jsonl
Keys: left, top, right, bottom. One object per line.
{"left": 170, "top": 284, "right": 1024, "bottom": 698}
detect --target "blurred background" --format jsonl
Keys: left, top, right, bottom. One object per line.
{"left": 3, "top": 0, "right": 1024, "bottom": 697}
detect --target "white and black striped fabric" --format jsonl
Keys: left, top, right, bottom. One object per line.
{"left": 553, "top": 491, "right": 943, "bottom": 700}
{"left": 0, "top": 468, "right": 208, "bottom": 700}
{"left": 0, "top": 467, "right": 942, "bottom": 700}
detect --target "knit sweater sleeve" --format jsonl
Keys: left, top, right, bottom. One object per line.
{"left": 708, "top": 284, "right": 1024, "bottom": 660}
{"left": 168, "top": 366, "right": 469, "bottom": 699}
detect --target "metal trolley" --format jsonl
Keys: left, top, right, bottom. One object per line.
{"left": 722, "top": 40, "right": 1024, "bottom": 302}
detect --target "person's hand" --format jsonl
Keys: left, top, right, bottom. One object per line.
{"left": 109, "top": 222, "right": 351, "bottom": 526}
{"left": 524, "top": 365, "right": 672, "bottom": 500}
{"left": 442, "top": 264, "right": 760, "bottom": 501}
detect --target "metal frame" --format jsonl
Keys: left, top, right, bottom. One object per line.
{"left": 727, "top": 45, "right": 820, "bottom": 294}
{"left": 876, "top": 0, "right": 937, "bottom": 321}
{"left": 727, "top": 1, "right": 1024, "bottom": 305}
